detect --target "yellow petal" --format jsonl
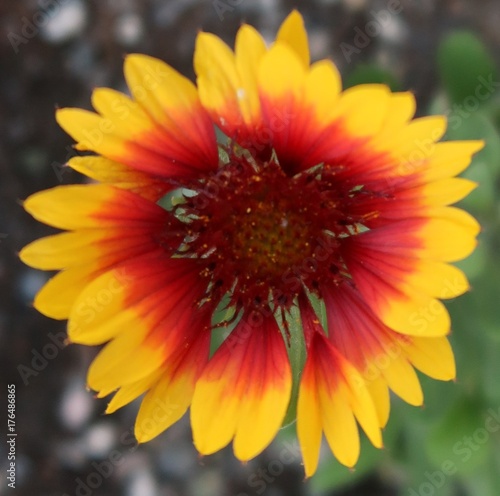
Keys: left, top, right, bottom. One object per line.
{"left": 68, "top": 156, "right": 168, "bottom": 201}
{"left": 191, "top": 375, "right": 240, "bottom": 455}
{"left": 124, "top": 55, "right": 218, "bottom": 166}
{"left": 106, "top": 370, "right": 162, "bottom": 414}
{"left": 297, "top": 369, "right": 322, "bottom": 477}
{"left": 56, "top": 108, "right": 128, "bottom": 157}
{"left": 34, "top": 264, "right": 99, "bottom": 319}
{"left": 195, "top": 32, "right": 241, "bottom": 125}
{"left": 258, "top": 42, "right": 306, "bottom": 100}
{"left": 407, "top": 178, "right": 477, "bottom": 207}
{"left": 24, "top": 185, "right": 114, "bottom": 230}
{"left": 320, "top": 381, "right": 360, "bottom": 468}
{"left": 380, "top": 92, "right": 416, "bottom": 134}
{"left": 381, "top": 354, "right": 423, "bottom": 406}
{"left": 192, "top": 317, "right": 291, "bottom": 459}
{"left": 406, "top": 336, "right": 456, "bottom": 381}
{"left": 422, "top": 141, "right": 485, "bottom": 181}
{"left": 405, "top": 261, "right": 470, "bottom": 299}
{"left": 91, "top": 87, "right": 154, "bottom": 136}
{"left": 87, "top": 326, "right": 165, "bottom": 393}
{"left": 333, "top": 84, "right": 391, "bottom": 137}
{"left": 366, "top": 376, "right": 391, "bottom": 428}
{"left": 68, "top": 269, "right": 135, "bottom": 345}
{"left": 135, "top": 369, "right": 193, "bottom": 442}
{"left": 69, "top": 156, "right": 126, "bottom": 182}
{"left": 235, "top": 24, "right": 267, "bottom": 124}
{"left": 419, "top": 207, "right": 480, "bottom": 262}
{"left": 343, "top": 366, "right": 383, "bottom": 449}
{"left": 124, "top": 54, "right": 200, "bottom": 124}
{"left": 305, "top": 60, "right": 342, "bottom": 125}
{"left": 390, "top": 116, "right": 448, "bottom": 174}
{"left": 234, "top": 380, "right": 291, "bottom": 461}
{"left": 276, "top": 10, "right": 310, "bottom": 68}
{"left": 380, "top": 290, "right": 451, "bottom": 337}
{"left": 20, "top": 231, "right": 102, "bottom": 270}
{"left": 70, "top": 307, "right": 141, "bottom": 346}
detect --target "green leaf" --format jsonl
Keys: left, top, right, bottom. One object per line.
{"left": 445, "top": 111, "right": 500, "bottom": 217}
{"left": 397, "top": 414, "right": 434, "bottom": 484}
{"left": 426, "top": 396, "right": 490, "bottom": 475}
{"left": 460, "top": 457, "right": 500, "bottom": 496}
{"left": 417, "top": 374, "right": 461, "bottom": 421}
{"left": 209, "top": 295, "right": 237, "bottom": 356}
{"left": 157, "top": 188, "right": 183, "bottom": 211}
{"left": 446, "top": 110, "right": 500, "bottom": 177}
{"left": 437, "top": 31, "right": 499, "bottom": 106}
{"left": 281, "top": 305, "right": 306, "bottom": 427}
{"left": 480, "top": 334, "right": 500, "bottom": 403}
{"left": 452, "top": 259, "right": 500, "bottom": 343}
{"left": 453, "top": 239, "right": 488, "bottom": 281}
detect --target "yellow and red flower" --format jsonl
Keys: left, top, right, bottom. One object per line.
{"left": 21, "top": 11, "right": 482, "bottom": 476}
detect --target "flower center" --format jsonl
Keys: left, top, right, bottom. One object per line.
{"left": 179, "top": 153, "right": 365, "bottom": 310}
{"left": 231, "top": 197, "right": 313, "bottom": 279}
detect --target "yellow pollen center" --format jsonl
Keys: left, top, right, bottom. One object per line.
{"left": 229, "top": 199, "right": 315, "bottom": 282}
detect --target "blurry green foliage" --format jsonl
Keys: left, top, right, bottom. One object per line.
{"left": 344, "top": 63, "right": 401, "bottom": 92}
{"left": 437, "top": 31, "right": 498, "bottom": 106}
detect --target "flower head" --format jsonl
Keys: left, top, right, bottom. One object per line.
{"left": 21, "top": 11, "right": 482, "bottom": 476}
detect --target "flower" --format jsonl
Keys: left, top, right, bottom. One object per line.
{"left": 21, "top": 11, "right": 482, "bottom": 476}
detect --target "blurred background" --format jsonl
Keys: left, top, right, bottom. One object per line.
{"left": 1, "top": 0, "right": 500, "bottom": 495}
